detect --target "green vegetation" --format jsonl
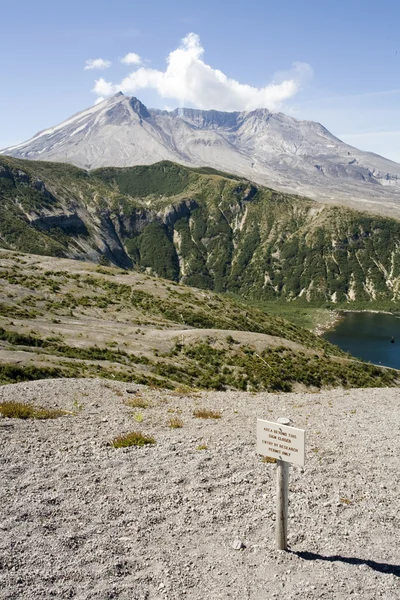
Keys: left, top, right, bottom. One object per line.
{"left": 124, "top": 397, "right": 150, "bottom": 409}
{"left": 0, "top": 302, "right": 39, "bottom": 319}
{"left": 0, "top": 250, "right": 397, "bottom": 393}
{"left": 0, "top": 363, "right": 73, "bottom": 385}
{"left": 236, "top": 299, "right": 335, "bottom": 331}
{"left": 193, "top": 408, "right": 222, "bottom": 419}
{"left": 0, "top": 204, "right": 67, "bottom": 257}
{"left": 127, "top": 223, "right": 179, "bottom": 280}
{"left": 94, "top": 161, "right": 196, "bottom": 197}
{"left": 3, "top": 156, "right": 400, "bottom": 306}
{"left": 0, "top": 326, "right": 152, "bottom": 366}
{"left": 0, "top": 400, "right": 66, "bottom": 419}
{"left": 168, "top": 417, "right": 184, "bottom": 428}
{"left": 111, "top": 431, "right": 156, "bottom": 448}
{"left": 133, "top": 412, "right": 144, "bottom": 423}
{"left": 158, "top": 340, "right": 397, "bottom": 392}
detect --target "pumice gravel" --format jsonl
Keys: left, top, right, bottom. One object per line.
{"left": 0, "top": 378, "right": 399, "bottom": 599}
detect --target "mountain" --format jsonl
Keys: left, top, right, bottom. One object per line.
{"left": 2, "top": 156, "right": 400, "bottom": 306}
{"left": 2, "top": 93, "right": 400, "bottom": 217}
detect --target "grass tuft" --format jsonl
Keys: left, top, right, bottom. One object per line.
{"left": 0, "top": 400, "right": 66, "bottom": 419}
{"left": 261, "top": 456, "right": 277, "bottom": 464}
{"left": 124, "top": 397, "right": 149, "bottom": 409}
{"left": 111, "top": 431, "right": 156, "bottom": 448}
{"left": 340, "top": 497, "right": 352, "bottom": 505}
{"left": 172, "top": 386, "right": 194, "bottom": 395}
{"left": 193, "top": 408, "right": 222, "bottom": 419}
{"left": 133, "top": 412, "right": 144, "bottom": 423}
{"left": 168, "top": 417, "right": 184, "bottom": 428}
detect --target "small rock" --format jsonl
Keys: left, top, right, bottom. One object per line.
{"left": 232, "top": 538, "right": 245, "bottom": 550}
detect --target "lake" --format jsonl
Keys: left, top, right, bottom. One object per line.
{"left": 323, "top": 311, "right": 400, "bottom": 369}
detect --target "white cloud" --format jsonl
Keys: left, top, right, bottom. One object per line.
{"left": 91, "top": 33, "right": 312, "bottom": 111}
{"left": 120, "top": 52, "right": 142, "bottom": 65}
{"left": 94, "top": 96, "right": 105, "bottom": 105}
{"left": 84, "top": 58, "right": 112, "bottom": 71}
{"left": 93, "top": 78, "right": 115, "bottom": 96}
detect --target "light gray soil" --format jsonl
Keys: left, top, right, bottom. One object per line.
{"left": 0, "top": 379, "right": 399, "bottom": 599}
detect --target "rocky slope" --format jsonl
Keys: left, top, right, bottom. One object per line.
{"left": 0, "top": 378, "right": 399, "bottom": 599}
{"left": 2, "top": 157, "right": 400, "bottom": 305}
{"left": 2, "top": 93, "right": 400, "bottom": 214}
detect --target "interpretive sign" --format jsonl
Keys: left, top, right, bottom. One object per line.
{"left": 257, "top": 419, "right": 306, "bottom": 466}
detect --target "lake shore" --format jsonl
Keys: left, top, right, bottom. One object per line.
{"left": 313, "top": 310, "right": 343, "bottom": 336}
{"left": 322, "top": 310, "right": 400, "bottom": 370}
{"left": 315, "top": 308, "right": 398, "bottom": 337}
{"left": 340, "top": 309, "right": 395, "bottom": 315}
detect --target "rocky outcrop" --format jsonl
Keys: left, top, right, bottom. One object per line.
{"left": 160, "top": 199, "right": 199, "bottom": 227}
{"left": 30, "top": 212, "right": 88, "bottom": 235}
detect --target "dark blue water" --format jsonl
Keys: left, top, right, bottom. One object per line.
{"left": 323, "top": 312, "right": 400, "bottom": 369}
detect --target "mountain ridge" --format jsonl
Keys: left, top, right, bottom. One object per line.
{"left": 2, "top": 93, "right": 400, "bottom": 217}
{"left": 2, "top": 155, "right": 400, "bottom": 306}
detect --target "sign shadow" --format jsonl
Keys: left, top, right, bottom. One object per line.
{"left": 290, "top": 550, "right": 400, "bottom": 577}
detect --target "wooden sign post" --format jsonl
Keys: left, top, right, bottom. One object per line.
{"left": 257, "top": 417, "right": 306, "bottom": 551}
{"left": 276, "top": 455, "right": 289, "bottom": 550}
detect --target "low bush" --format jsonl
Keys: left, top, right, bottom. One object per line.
{"left": 124, "top": 397, "right": 149, "bottom": 409}
{"left": 111, "top": 431, "right": 156, "bottom": 448}
{"left": 168, "top": 417, "right": 184, "bottom": 428}
{"left": 0, "top": 363, "right": 70, "bottom": 384}
{"left": 0, "top": 400, "right": 66, "bottom": 419}
{"left": 193, "top": 409, "right": 222, "bottom": 419}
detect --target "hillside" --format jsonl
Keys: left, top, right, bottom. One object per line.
{"left": 2, "top": 156, "right": 400, "bottom": 305}
{"left": 0, "top": 250, "right": 397, "bottom": 392}
{"left": 2, "top": 93, "right": 400, "bottom": 216}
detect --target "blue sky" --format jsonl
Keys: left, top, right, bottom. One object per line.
{"left": 1, "top": 0, "right": 400, "bottom": 161}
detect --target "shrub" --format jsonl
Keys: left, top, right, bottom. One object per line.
{"left": 0, "top": 364, "right": 69, "bottom": 384}
{"left": 193, "top": 409, "right": 222, "bottom": 419}
{"left": 111, "top": 431, "right": 156, "bottom": 448}
{"left": 124, "top": 397, "right": 149, "bottom": 409}
{"left": 0, "top": 400, "right": 66, "bottom": 419}
{"left": 168, "top": 417, "right": 184, "bottom": 428}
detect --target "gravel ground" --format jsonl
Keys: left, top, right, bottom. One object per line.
{"left": 0, "top": 378, "right": 399, "bottom": 599}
